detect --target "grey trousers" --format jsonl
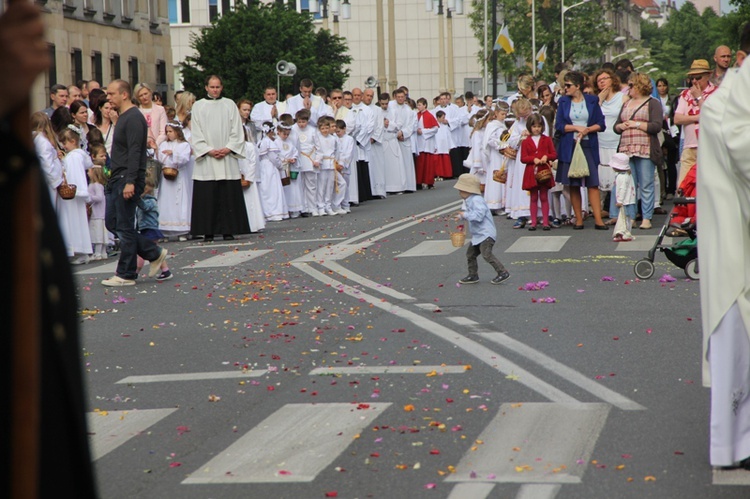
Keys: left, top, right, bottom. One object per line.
{"left": 466, "top": 237, "right": 507, "bottom": 276}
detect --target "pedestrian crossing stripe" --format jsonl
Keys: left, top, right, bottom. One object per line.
{"left": 397, "top": 240, "right": 461, "bottom": 258}
{"left": 445, "top": 403, "right": 610, "bottom": 484}
{"left": 505, "top": 236, "right": 571, "bottom": 253}
{"left": 116, "top": 370, "right": 269, "bottom": 384}
{"left": 308, "top": 365, "right": 469, "bottom": 375}
{"left": 182, "top": 249, "right": 273, "bottom": 269}
{"left": 87, "top": 408, "right": 178, "bottom": 460}
{"left": 182, "top": 402, "right": 391, "bottom": 484}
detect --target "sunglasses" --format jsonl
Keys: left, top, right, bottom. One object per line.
{"left": 564, "top": 83, "right": 573, "bottom": 88}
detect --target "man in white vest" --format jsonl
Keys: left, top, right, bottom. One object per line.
{"left": 285, "top": 78, "right": 323, "bottom": 128}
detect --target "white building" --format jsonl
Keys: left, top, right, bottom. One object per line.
{"left": 168, "top": 0, "right": 486, "bottom": 102}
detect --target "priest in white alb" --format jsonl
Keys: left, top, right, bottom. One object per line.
{"left": 385, "top": 88, "right": 417, "bottom": 192}
{"left": 250, "top": 86, "right": 279, "bottom": 142}
{"left": 189, "top": 75, "right": 249, "bottom": 242}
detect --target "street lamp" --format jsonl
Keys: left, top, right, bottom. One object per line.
{"left": 426, "top": 0, "right": 463, "bottom": 94}
{"left": 318, "top": 0, "right": 352, "bottom": 35}
{"left": 632, "top": 54, "right": 645, "bottom": 62}
{"left": 647, "top": 67, "right": 659, "bottom": 73}
{"left": 613, "top": 35, "right": 626, "bottom": 43}
{"left": 612, "top": 48, "right": 636, "bottom": 59}
{"left": 635, "top": 61, "right": 654, "bottom": 70}
{"left": 561, "top": 0, "right": 591, "bottom": 63}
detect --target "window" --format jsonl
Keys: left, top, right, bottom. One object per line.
{"left": 84, "top": 0, "right": 96, "bottom": 12}
{"left": 296, "top": 0, "right": 322, "bottom": 19}
{"left": 48, "top": 44, "right": 57, "bottom": 89}
{"left": 71, "top": 49, "right": 83, "bottom": 85}
{"left": 208, "top": 0, "right": 232, "bottom": 22}
{"left": 156, "top": 60, "right": 168, "bottom": 103}
{"left": 91, "top": 51, "right": 103, "bottom": 84}
{"left": 128, "top": 57, "right": 139, "bottom": 87}
{"left": 122, "top": 0, "right": 135, "bottom": 19}
{"left": 168, "top": 0, "right": 190, "bottom": 23}
{"left": 149, "top": 0, "right": 159, "bottom": 25}
{"left": 111, "top": 54, "right": 121, "bottom": 81}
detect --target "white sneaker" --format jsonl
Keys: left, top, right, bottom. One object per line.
{"left": 102, "top": 275, "right": 136, "bottom": 287}
{"left": 334, "top": 208, "right": 347, "bottom": 215}
{"left": 312, "top": 210, "right": 321, "bottom": 217}
{"left": 325, "top": 208, "right": 336, "bottom": 216}
{"left": 344, "top": 207, "right": 351, "bottom": 213}
{"left": 148, "top": 248, "right": 169, "bottom": 277}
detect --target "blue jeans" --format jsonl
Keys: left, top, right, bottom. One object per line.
{"left": 105, "top": 175, "right": 162, "bottom": 280}
{"left": 629, "top": 156, "right": 655, "bottom": 221}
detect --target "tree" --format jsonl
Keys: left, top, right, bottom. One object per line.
{"left": 180, "top": 3, "right": 351, "bottom": 102}
{"left": 468, "top": 0, "right": 615, "bottom": 83}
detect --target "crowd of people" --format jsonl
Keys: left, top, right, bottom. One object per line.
{"left": 31, "top": 44, "right": 734, "bottom": 272}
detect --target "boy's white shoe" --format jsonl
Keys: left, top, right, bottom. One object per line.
{"left": 344, "top": 207, "right": 351, "bottom": 213}
{"left": 312, "top": 210, "right": 321, "bottom": 217}
{"left": 334, "top": 208, "right": 347, "bottom": 215}
{"left": 325, "top": 208, "right": 336, "bottom": 216}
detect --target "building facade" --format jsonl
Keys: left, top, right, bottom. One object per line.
{"left": 28, "top": 0, "right": 173, "bottom": 111}
{"left": 169, "top": 0, "right": 484, "bottom": 102}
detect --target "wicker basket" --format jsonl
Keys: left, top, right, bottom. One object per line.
{"left": 450, "top": 225, "right": 466, "bottom": 248}
{"left": 280, "top": 176, "right": 291, "bottom": 186}
{"left": 57, "top": 172, "right": 77, "bottom": 200}
{"left": 162, "top": 167, "right": 179, "bottom": 180}
{"left": 493, "top": 167, "right": 507, "bottom": 184}
{"left": 535, "top": 165, "right": 553, "bottom": 185}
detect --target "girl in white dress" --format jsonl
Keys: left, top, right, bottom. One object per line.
{"left": 238, "top": 129, "right": 266, "bottom": 233}
{"left": 87, "top": 147, "right": 109, "bottom": 260}
{"left": 257, "top": 122, "right": 289, "bottom": 222}
{"left": 157, "top": 121, "right": 193, "bottom": 239}
{"left": 31, "top": 111, "right": 64, "bottom": 206}
{"left": 483, "top": 102, "right": 510, "bottom": 212}
{"left": 58, "top": 126, "right": 93, "bottom": 263}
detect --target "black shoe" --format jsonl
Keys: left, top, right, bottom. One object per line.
{"left": 528, "top": 225, "right": 537, "bottom": 231}
{"left": 459, "top": 275, "right": 480, "bottom": 284}
{"left": 223, "top": 234, "right": 235, "bottom": 241}
{"left": 594, "top": 224, "right": 609, "bottom": 230}
{"left": 542, "top": 225, "right": 551, "bottom": 231}
{"left": 573, "top": 225, "right": 584, "bottom": 230}
{"left": 491, "top": 271, "right": 510, "bottom": 285}
{"left": 156, "top": 270, "right": 173, "bottom": 281}
{"left": 204, "top": 235, "right": 214, "bottom": 242}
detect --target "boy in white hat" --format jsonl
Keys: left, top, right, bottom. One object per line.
{"left": 454, "top": 173, "right": 510, "bottom": 284}
{"left": 611, "top": 153, "right": 636, "bottom": 242}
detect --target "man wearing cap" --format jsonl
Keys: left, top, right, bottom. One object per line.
{"left": 674, "top": 59, "right": 717, "bottom": 184}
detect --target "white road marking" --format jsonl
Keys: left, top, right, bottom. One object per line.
{"left": 322, "top": 260, "right": 415, "bottom": 301}
{"left": 87, "top": 408, "right": 177, "bottom": 460}
{"left": 397, "top": 240, "right": 461, "bottom": 258}
{"left": 309, "top": 365, "right": 469, "bottom": 375}
{"left": 448, "top": 317, "right": 480, "bottom": 326}
{"left": 275, "top": 237, "right": 347, "bottom": 244}
{"left": 293, "top": 244, "right": 366, "bottom": 263}
{"left": 182, "top": 402, "right": 391, "bottom": 484}
{"left": 181, "top": 249, "right": 272, "bottom": 268}
{"left": 505, "top": 236, "right": 570, "bottom": 253}
{"left": 515, "top": 484, "right": 562, "bottom": 499}
{"left": 445, "top": 403, "right": 610, "bottom": 484}
{"left": 344, "top": 200, "right": 463, "bottom": 245}
{"left": 615, "top": 235, "right": 672, "bottom": 251}
{"left": 116, "top": 370, "right": 268, "bottom": 384}
{"left": 476, "top": 332, "right": 645, "bottom": 411}
{"left": 185, "top": 241, "right": 256, "bottom": 250}
{"left": 713, "top": 468, "right": 750, "bottom": 485}
{"left": 75, "top": 261, "right": 118, "bottom": 275}
{"left": 293, "top": 262, "right": 579, "bottom": 404}
{"left": 446, "top": 483, "right": 496, "bottom": 499}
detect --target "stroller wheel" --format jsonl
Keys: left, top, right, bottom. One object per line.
{"left": 685, "top": 259, "right": 699, "bottom": 280}
{"left": 634, "top": 259, "right": 655, "bottom": 280}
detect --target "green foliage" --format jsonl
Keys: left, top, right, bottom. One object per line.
{"left": 180, "top": 3, "right": 351, "bottom": 102}
{"left": 641, "top": 1, "right": 748, "bottom": 89}
{"left": 468, "top": 0, "right": 615, "bottom": 83}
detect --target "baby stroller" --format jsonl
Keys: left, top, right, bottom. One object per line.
{"left": 633, "top": 197, "right": 698, "bottom": 280}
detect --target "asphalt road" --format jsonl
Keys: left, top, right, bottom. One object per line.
{"left": 77, "top": 180, "right": 748, "bottom": 499}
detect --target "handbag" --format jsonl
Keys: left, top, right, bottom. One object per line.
{"left": 568, "top": 139, "right": 590, "bottom": 179}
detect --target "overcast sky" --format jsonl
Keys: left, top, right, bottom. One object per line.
{"left": 673, "top": 0, "right": 734, "bottom": 14}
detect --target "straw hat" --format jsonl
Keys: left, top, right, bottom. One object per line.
{"left": 687, "top": 59, "right": 711, "bottom": 76}
{"left": 610, "top": 153, "right": 631, "bottom": 172}
{"left": 454, "top": 174, "right": 482, "bottom": 195}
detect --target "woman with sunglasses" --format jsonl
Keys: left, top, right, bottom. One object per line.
{"left": 613, "top": 73, "right": 664, "bottom": 230}
{"left": 591, "top": 68, "right": 627, "bottom": 225}
{"left": 554, "top": 71, "right": 608, "bottom": 230}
